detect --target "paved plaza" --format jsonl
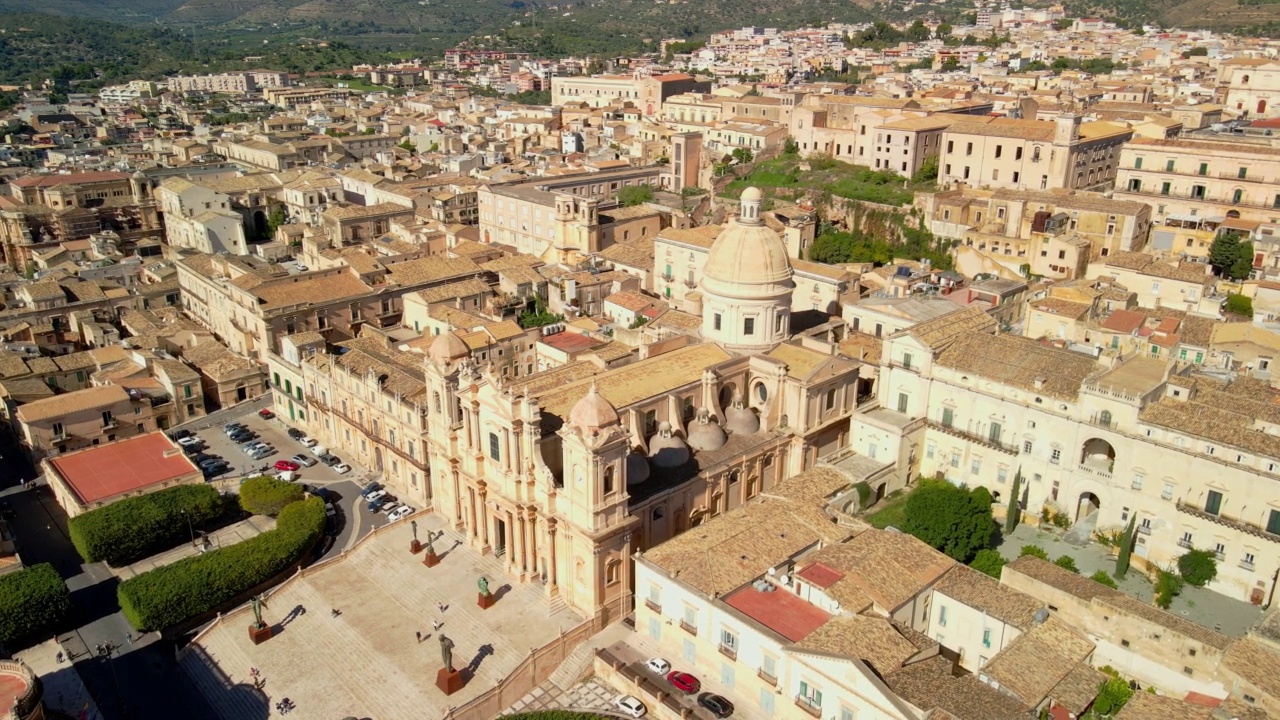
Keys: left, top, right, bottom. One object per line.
{"left": 181, "top": 513, "right": 584, "bottom": 719}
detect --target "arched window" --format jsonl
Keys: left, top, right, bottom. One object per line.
{"left": 606, "top": 560, "right": 621, "bottom": 585}
{"left": 604, "top": 467, "right": 615, "bottom": 494}
{"left": 652, "top": 506, "right": 665, "bottom": 521}
{"left": 1099, "top": 410, "right": 1112, "bottom": 427}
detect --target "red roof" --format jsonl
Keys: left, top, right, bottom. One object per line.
{"left": 541, "top": 331, "right": 603, "bottom": 354}
{"left": 11, "top": 171, "right": 130, "bottom": 188}
{"left": 797, "top": 562, "right": 845, "bottom": 589}
{"left": 1101, "top": 309, "right": 1145, "bottom": 334}
{"left": 1184, "top": 692, "right": 1222, "bottom": 708}
{"left": 49, "top": 432, "right": 199, "bottom": 505}
{"left": 723, "top": 584, "right": 830, "bottom": 642}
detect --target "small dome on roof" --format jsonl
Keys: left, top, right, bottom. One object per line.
{"left": 724, "top": 393, "right": 760, "bottom": 436}
{"left": 428, "top": 331, "right": 470, "bottom": 366}
{"left": 626, "top": 449, "right": 650, "bottom": 486}
{"left": 686, "top": 408, "right": 727, "bottom": 452}
{"left": 648, "top": 421, "right": 690, "bottom": 468}
{"left": 569, "top": 382, "right": 619, "bottom": 432}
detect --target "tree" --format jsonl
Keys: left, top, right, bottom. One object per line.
{"left": 1054, "top": 555, "right": 1080, "bottom": 573}
{"left": 901, "top": 481, "right": 997, "bottom": 562}
{"left": 934, "top": 23, "right": 952, "bottom": 40}
{"left": 1020, "top": 545, "right": 1049, "bottom": 560}
{"left": 1090, "top": 569, "right": 1119, "bottom": 589}
{"left": 906, "top": 20, "right": 931, "bottom": 42}
{"left": 617, "top": 184, "right": 655, "bottom": 207}
{"left": 1093, "top": 675, "right": 1135, "bottom": 715}
{"left": 1155, "top": 569, "right": 1184, "bottom": 608}
{"left": 731, "top": 147, "right": 754, "bottom": 164}
{"left": 911, "top": 155, "right": 938, "bottom": 183}
{"left": 1005, "top": 471, "right": 1022, "bottom": 534}
{"left": 1208, "top": 232, "right": 1243, "bottom": 277}
{"left": 0, "top": 564, "right": 71, "bottom": 645}
{"left": 1054, "top": 18, "right": 1073, "bottom": 30}
{"left": 783, "top": 136, "right": 799, "bottom": 155}
{"left": 398, "top": 139, "right": 416, "bottom": 152}
{"left": 1232, "top": 241, "right": 1255, "bottom": 280}
{"left": 1225, "top": 293, "right": 1254, "bottom": 317}
{"left": 970, "top": 549, "right": 1006, "bottom": 578}
{"left": 1177, "top": 548, "right": 1218, "bottom": 587}
{"left": 239, "top": 476, "right": 305, "bottom": 517}
{"left": 1115, "top": 515, "right": 1136, "bottom": 579}
{"left": 266, "top": 207, "right": 287, "bottom": 238}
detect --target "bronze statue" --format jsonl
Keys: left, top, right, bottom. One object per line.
{"left": 250, "top": 595, "right": 267, "bottom": 630}
{"left": 411, "top": 520, "right": 419, "bottom": 542}
{"left": 425, "top": 529, "right": 437, "bottom": 555}
{"left": 439, "top": 633, "right": 455, "bottom": 672}
{"left": 477, "top": 576, "right": 489, "bottom": 596}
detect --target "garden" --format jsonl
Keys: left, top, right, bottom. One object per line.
{"left": 68, "top": 484, "right": 240, "bottom": 567}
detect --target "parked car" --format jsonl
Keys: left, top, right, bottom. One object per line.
{"left": 613, "top": 695, "right": 647, "bottom": 718}
{"left": 290, "top": 454, "right": 317, "bottom": 467}
{"left": 311, "top": 487, "right": 334, "bottom": 501}
{"left": 182, "top": 444, "right": 202, "bottom": 456}
{"left": 243, "top": 441, "right": 268, "bottom": 454}
{"left": 381, "top": 501, "right": 401, "bottom": 515}
{"left": 366, "top": 490, "right": 388, "bottom": 504}
{"left": 250, "top": 446, "right": 275, "bottom": 460}
{"left": 277, "top": 470, "right": 299, "bottom": 482}
{"left": 193, "top": 453, "right": 218, "bottom": 465}
{"left": 387, "top": 505, "right": 415, "bottom": 522}
{"left": 667, "top": 671, "right": 700, "bottom": 695}
{"left": 176, "top": 436, "right": 203, "bottom": 447}
{"left": 697, "top": 693, "right": 733, "bottom": 718}
{"left": 324, "top": 503, "right": 336, "bottom": 517}
{"left": 333, "top": 463, "right": 352, "bottom": 475}
{"left": 322, "top": 454, "right": 342, "bottom": 467}
{"left": 229, "top": 430, "right": 256, "bottom": 443}
{"left": 301, "top": 437, "right": 319, "bottom": 449}
{"left": 202, "top": 462, "right": 230, "bottom": 477}
{"left": 361, "top": 481, "right": 382, "bottom": 497}
{"left": 645, "top": 658, "right": 671, "bottom": 675}
{"left": 367, "top": 496, "right": 390, "bottom": 512}
{"left": 287, "top": 427, "right": 305, "bottom": 440}
{"left": 198, "top": 458, "right": 224, "bottom": 470}
{"left": 223, "top": 422, "right": 245, "bottom": 435}
{"left": 168, "top": 429, "right": 191, "bottom": 441}
{"left": 259, "top": 409, "right": 275, "bottom": 419}
{"left": 275, "top": 460, "right": 300, "bottom": 472}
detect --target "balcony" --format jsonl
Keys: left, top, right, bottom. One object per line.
{"left": 1176, "top": 501, "right": 1280, "bottom": 545}
{"left": 757, "top": 669, "right": 777, "bottom": 687}
{"left": 718, "top": 645, "right": 737, "bottom": 661}
{"left": 1241, "top": 560, "right": 1256, "bottom": 571}
{"left": 660, "top": 273, "right": 674, "bottom": 282}
{"left": 1218, "top": 171, "right": 1269, "bottom": 183}
{"left": 1076, "top": 463, "right": 1113, "bottom": 480}
{"left": 102, "top": 419, "right": 119, "bottom": 430}
{"left": 1178, "top": 537, "right": 1194, "bottom": 549}
{"left": 683, "top": 278, "right": 697, "bottom": 289}
{"left": 679, "top": 620, "right": 697, "bottom": 636}
{"left": 794, "top": 697, "right": 822, "bottom": 718}
{"left": 925, "top": 420, "right": 1019, "bottom": 456}
{"left": 1137, "top": 524, "right": 1151, "bottom": 535}
{"left": 644, "top": 599, "right": 661, "bottom": 613}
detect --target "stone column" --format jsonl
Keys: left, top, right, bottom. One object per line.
{"left": 622, "top": 532, "right": 634, "bottom": 612}
{"left": 547, "top": 519, "right": 559, "bottom": 594}
{"left": 506, "top": 508, "right": 516, "bottom": 571}
{"left": 478, "top": 485, "right": 490, "bottom": 550}
{"left": 467, "top": 486, "right": 478, "bottom": 540}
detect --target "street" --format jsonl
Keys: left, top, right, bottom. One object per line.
{"left": 0, "top": 399, "right": 389, "bottom": 720}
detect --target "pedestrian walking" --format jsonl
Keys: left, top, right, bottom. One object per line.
{"left": 125, "top": 632, "right": 132, "bottom": 645}
{"left": 432, "top": 619, "right": 442, "bottom": 631}
{"left": 415, "top": 630, "right": 422, "bottom": 643}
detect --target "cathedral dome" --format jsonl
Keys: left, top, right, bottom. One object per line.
{"left": 428, "top": 330, "right": 470, "bottom": 367}
{"left": 686, "top": 408, "right": 727, "bottom": 452}
{"left": 701, "top": 187, "right": 793, "bottom": 298}
{"left": 568, "top": 382, "right": 619, "bottom": 432}
{"left": 648, "top": 422, "right": 690, "bottom": 468}
{"left": 724, "top": 394, "right": 760, "bottom": 436}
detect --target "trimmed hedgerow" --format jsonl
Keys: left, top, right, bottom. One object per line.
{"left": 239, "top": 476, "right": 304, "bottom": 517}
{"left": 0, "top": 563, "right": 71, "bottom": 644}
{"left": 68, "top": 484, "right": 225, "bottom": 567}
{"left": 118, "top": 497, "right": 325, "bottom": 632}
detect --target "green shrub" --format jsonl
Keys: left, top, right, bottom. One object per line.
{"left": 1020, "top": 545, "right": 1049, "bottom": 561}
{"left": 118, "top": 497, "right": 325, "bottom": 632}
{"left": 1090, "top": 570, "right": 1119, "bottom": 589}
{"left": 1225, "top": 293, "right": 1253, "bottom": 318}
{"left": 1054, "top": 555, "right": 1079, "bottom": 574}
{"left": 853, "top": 482, "right": 872, "bottom": 510}
{"left": 1155, "top": 570, "right": 1184, "bottom": 609}
{"left": 970, "top": 549, "right": 1006, "bottom": 579}
{"left": 68, "top": 484, "right": 226, "bottom": 566}
{"left": 239, "top": 476, "right": 304, "bottom": 517}
{"left": 1177, "top": 548, "right": 1218, "bottom": 587}
{"left": 0, "top": 564, "right": 71, "bottom": 644}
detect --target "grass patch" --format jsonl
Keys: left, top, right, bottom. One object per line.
{"left": 865, "top": 491, "right": 910, "bottom": 529}
{"left": 722, "top": 154, "right": 919, "bottom": 207}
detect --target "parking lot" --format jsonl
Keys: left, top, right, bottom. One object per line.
{"left": 171, "top": 409, "right": 393, "bottom": 559}
{"left": 598, "top": 634, "right": 770, "bottom": 720}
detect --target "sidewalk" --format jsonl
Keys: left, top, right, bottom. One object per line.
{"left": 16, "top": 639, "right": 102, "bottom": 720}
{"left": 111, "top": 515, "right": 277, "bottom": 580}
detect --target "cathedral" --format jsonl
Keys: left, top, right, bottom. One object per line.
{"left": 423, "top": 188, "right": 870, "bottom": 618}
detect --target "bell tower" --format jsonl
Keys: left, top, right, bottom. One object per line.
{"left": 559, "top": 383, "right": 630, "bottom": 534}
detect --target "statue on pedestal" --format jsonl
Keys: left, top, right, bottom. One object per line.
{"left": 439, "top": 634, "right": 455, "bottom": 673}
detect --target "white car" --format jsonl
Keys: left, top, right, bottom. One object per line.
{"left": 324, "top": 502, "right": 336, "bottom": 517}
{"left": 366, "top": 490, "right": 388, "bottom": 504}
{"left": 614, "top": 695, "right": 647, "bottom": 718}
{"left": 300, "top": 437, "right": 318, "bottom": 448}
{"left": 645, "top": 657, "right": 671, "bottom": 675}
{"left": 334, "top": 463, "right": 352, "bottom": 475}
{"left": 177, "top": 436, "right": 203, "bottom": 447}
{"left": 387, "top": 505, "right": 415, "bottom": 522}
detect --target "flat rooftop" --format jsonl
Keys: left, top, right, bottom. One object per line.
{"left": 48, "top": 432, "right": 198, "bottom": 505}
{"left": 1088, "top": 356, "right": 1168, "bottom": 397}
{"left": 723, "top": 583, "right": 830, "bottom": 642}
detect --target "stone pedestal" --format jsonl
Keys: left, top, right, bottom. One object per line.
{"left": 248, "top": 625, "right": 273, "bottom": 645}
{"left": 435, "top": 668, "right": 464, "bottom": 695}
{"left": 410, "top": 539, "right": 422, "bottom": 554}
{"left": 423, "top": 551, "right": 440, "bottom": 568}
{"left": 477, "top": 592, "right": 495, "bottom": 609}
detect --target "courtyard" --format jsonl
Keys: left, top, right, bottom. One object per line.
{"left": 181, "top": 512, "right": 584, "bottom": 719}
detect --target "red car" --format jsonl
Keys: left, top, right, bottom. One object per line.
{"left": 259, "top": 409, "right": 275, "bottom": 419}
{"left": 274, "top": 460, "right": 300, "bottom": 472}
{"left": 667, "top": 671, "right": 700, "bottom": 695}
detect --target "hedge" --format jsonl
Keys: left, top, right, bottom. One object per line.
{"left": 118, "top": 497, "right": 325, "bottom": 632}
{"left": 0, "top": 563, "right": 71, "bottom": 644}
{"left": 69, "top": 484, "right": 227, "bottom": 567}
{"left": 239, "top": 476, "right": 304, "bottom": 517}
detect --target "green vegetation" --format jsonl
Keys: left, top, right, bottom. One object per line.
{"left": 864, "top": 490, "right": 909, "bottom": 530}
{"left": 806, "top": 224, "right": 954, "bottom": 271}
{"left": 118, "top": 497, "right": 325, "bottom": 632}
{"left": 1054, "top": 555, "right": 1080, "bottom": 574}
{"left": 1115, "top": 516, "right": 1136, "bottom": 579}
{"left": 1209, "top": 231, "right": 1256, "bottom": 280}
{"left": 509, "top": 89, "right": 552, "bottom": 106}
{"left": 1090, "top": 569, "right": 1119, "bottom": 589}
{"left": 518, "top": 295, "right": 564, "bottom": 330}
{"left": 1177, "top": 548, "right": 1218, "bottom": 587}
{"left": 69, "top": 484, "right": 228, "bottom": 567}
{"left": 398, "top": 140, "right": 417, "bottom": 152}
{"left": 1155, "top": 569, "right": 1184, "bottom": 609}
{"left": 1089, "top": 672, "right": 1135, "bottom": 717}
{"left": 901, "top": 480, "right": 997, "bottom": 563}
{"left": 724, "top": 155, "right": 915, "bottom": 207}
{"left": 1020, "top": 545, "right": 1050, "bottom": 561}
{"left": 0, "top": 564, "right": 71, "bottom": 645}
{"left": 239, "top": 476, "right": 305, "bottom": 517}
{"left": 504, "top": 713, "right": 610, "bottom": 720}
{"left": 970, "top": 549, "right": 1007, "bottom": 579}
{"left": 1225, "top": 293, "right": 1254, "bottom": 318}
{"left": 617, "top": 184, "right": 655, "bottom": 207}
{"left": 852, "top": 482, "right": 872, "bottom": 511}
{"left": 1005, "top": 472, "right": 1022, "bottom": 534}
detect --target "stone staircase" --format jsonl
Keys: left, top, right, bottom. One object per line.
{"left": 179, "top": 644, "right": 267, "bottom": 720}
{"left": 547, "top": 641, "right": 597, "bottom": 691}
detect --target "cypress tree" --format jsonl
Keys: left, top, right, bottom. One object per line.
{"left": 1114, "top": 515, "right": 1137, "bottom": 579}
{"left": 1005, "top": 470, "right": 1022, "bottom": 534}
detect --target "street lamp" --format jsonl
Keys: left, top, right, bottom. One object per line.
{"left": 182, "top": 510, "right": 194, "bottom": 548}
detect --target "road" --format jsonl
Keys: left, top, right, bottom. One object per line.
{"left": 0, "top": 398, "right": 390, "bottom": 720}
